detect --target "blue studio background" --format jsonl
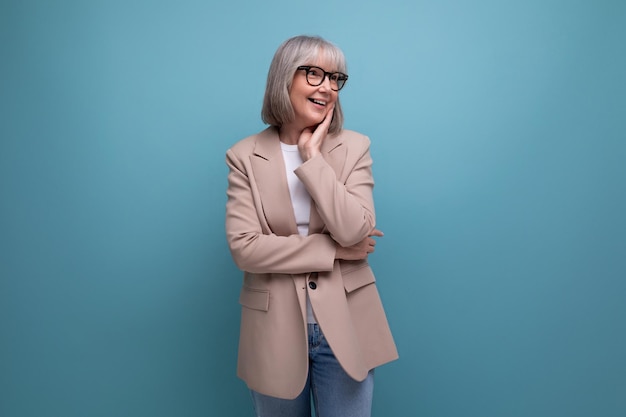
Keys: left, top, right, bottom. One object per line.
{"left": 1, "top": 0, "right": 625, "bottom": 416}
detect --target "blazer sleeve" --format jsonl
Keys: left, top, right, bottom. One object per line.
{"left": 295, "top": 134, "right": 376, "bottom": 247}
{"left": 225, "top": 148, "right": 337, "bottom": 275}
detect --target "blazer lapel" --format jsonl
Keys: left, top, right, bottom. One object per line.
{"left": 250, "top": 127, "right": 299, "bottom": 237}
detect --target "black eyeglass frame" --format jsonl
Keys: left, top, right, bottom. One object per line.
{"left": 296, "top": 66, "right": 349, "bottom": 91}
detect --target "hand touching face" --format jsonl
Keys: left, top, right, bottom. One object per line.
{"left": 297, "top": 105, "right": 335, "bottom": 161}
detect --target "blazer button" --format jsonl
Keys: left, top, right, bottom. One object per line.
{"left": 308, "top": 282, "right": 317, "bottom": 290}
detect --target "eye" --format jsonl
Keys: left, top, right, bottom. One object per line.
{"left": 307, "top": 68, "right": 323, "bottom": 79}
{"left": 329, "top": 73, "right": 339, "bottom": 82}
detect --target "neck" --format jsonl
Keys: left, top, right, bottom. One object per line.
{"left": 278, "top": 123, "right": 304, "bottom": 145}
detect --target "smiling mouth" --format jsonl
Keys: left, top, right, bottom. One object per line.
{"left": 309, "top": 98, "right": 326, "bottom": 106}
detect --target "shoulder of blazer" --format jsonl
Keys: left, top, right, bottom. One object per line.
{"left": 227, "top": 127, "right": 278, "bottom": 160}
{"left": 323, "top": 129, "right": 371, "bottom": 161}
{"left": 337, "top": 129, "right": 370, "bottom": 142}
{"left": 330, "top": 129, "right": 371, "bottom": 151}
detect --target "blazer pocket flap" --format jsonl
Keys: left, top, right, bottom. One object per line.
{"left": 342, "top": 265, "right": 376, "bottom": 293}
{"left": 239, "top": 286, "right": 269, "bottom": 311}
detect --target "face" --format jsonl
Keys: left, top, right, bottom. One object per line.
{"left": 288, "top": 56, "right": 339, "bottom": 130}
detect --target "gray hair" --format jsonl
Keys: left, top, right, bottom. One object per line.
{"left": 261, "top": 35, "right": 347, "bottom": 135}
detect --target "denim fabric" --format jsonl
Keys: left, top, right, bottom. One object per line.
{"left": 250, "top": 323, "right": 374, "bottom": 417}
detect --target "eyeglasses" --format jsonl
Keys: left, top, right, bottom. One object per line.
{"left": 296, "top": 66, "right": 349, "bottom": 91}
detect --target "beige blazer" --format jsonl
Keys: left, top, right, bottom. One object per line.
{"left": 225, "top": 126, "right": 398, "bottom": 399}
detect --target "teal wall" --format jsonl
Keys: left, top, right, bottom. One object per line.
{"left": 1, "top": 1, "right": 625, "bottom": 416}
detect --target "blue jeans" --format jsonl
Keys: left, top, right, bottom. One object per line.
{"left": 250, "top": 323, "right": 374, "bottom": 417}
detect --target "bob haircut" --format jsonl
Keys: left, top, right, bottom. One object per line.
{"left": 261, "top": 35, "right": 347, "bottom": 135}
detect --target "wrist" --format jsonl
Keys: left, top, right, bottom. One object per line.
{"left": 300, "top": 149, "right": 320, "bottom": 162}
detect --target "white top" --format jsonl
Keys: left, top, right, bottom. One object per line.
{"left": 280, "top": 142, "right": 316, "bottom": 323}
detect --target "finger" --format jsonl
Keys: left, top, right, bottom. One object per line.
{"left": 326, "top": 105, "right": 335, "bottom": 120}
{"left": 319, "top": 106, "right": 335, "bottom": 129}
{"left": 369, "top": 229, "right": 384, "bottom": 237}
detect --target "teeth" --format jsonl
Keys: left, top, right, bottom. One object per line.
{"left": 311, "top": 99, "right": 326, "bottom": 106}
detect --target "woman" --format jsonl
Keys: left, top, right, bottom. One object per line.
{"left": 225, "top": 35, "right": 398, "bottom": 417}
